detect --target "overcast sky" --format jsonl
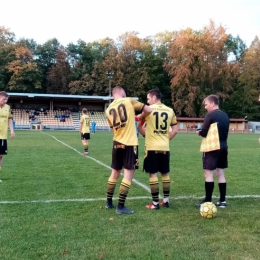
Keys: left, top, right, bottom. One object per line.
{"left": 1, "top": 0, "right": 259, "bottom": 47}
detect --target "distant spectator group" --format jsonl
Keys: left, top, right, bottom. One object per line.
{"left": 28, "top": 110, "right": 41, "bottom": 122}
{"left": 17, "top": 108, "right": 72, "bottom": 124}
{"left": 55, "top": 110, "right": 71, "bottom": 122}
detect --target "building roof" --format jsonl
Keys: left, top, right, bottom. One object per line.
{"left": 7, "top": 92, "right": 139, "bottom": 102}
{"left": 177, "top": 117, "right": 247, "bottom": 122}
{"left": 8, "top": 92, "right": 111, "bottom": 101}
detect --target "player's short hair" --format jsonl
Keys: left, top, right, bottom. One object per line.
{"left": 82, "top": 108, "right": 87, "bottom": 114}
{"left": 112, "top": 86, "right": 126, "bottom": 97}
{"left": 204, "top": 95, "right": 219, "bottom": 105}
{"left": 147, "top": 89, "right": 162, "bottom": 101}
{"left": 0, "top": 91, "right": 9, "bottom": 98}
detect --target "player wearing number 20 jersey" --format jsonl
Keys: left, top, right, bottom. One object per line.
{"left": 106, "top": 97, "right": 144, "bottom": 146}
{"left": 105, "top": 86, "right": 152, "bottom": 214}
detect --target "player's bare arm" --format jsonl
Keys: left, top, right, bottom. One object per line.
{"left": 137, "top": 121, "right": 146, "bottom": 136}
{"left": 8, "top": 118, "right": 15, "bottom": 138}
{"left": 169, "top": 124, "right": 178, "bottom": 140}
{"left": 79, "top": 123, "right": 83, "bottom": 133}
{"left": 140, "top": 105, "right": 152, "bottom": 119}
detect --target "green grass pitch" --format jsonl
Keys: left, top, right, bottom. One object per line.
{"left": 0, "top": 130, "right": 259, "bottom": 260}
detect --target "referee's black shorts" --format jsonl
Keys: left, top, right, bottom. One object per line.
{"left": 203, "top": 147, "right": 228, "bottom": 170}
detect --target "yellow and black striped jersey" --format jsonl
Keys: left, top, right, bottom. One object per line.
{"left": 145, "top": 103, "right": 177, "bottom": 151}
{"left": 0, "top": 104, "right": 12, "bottom": 139}
{"left": 80, "top": 114, "right": 90, "bottom": 134}
{"left": 106, "top": 98, "right": 144, "bottom": 145}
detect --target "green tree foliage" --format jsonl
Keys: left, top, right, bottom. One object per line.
{"left": 16, "top": 38, "right": 38, "bottom": 53}
{"left": 0, "top": 26, "right": 16, "bottom": 91}
{"left": 0, "top": 23, "right": 259, "bottom": 119}
{"left": 234, "top": 36, "right": 260, "bottom": 120}
{"left": 140, "top": 31, "right": 177, "bottom": 105}
{"left": 69, "top": 33, "right": 149, "bottom": 97}
{"left": 7, "top": 46, "right": 41, "bottom": 92}
{"left": 68, "top": 38, "right": 114, "bottom": 95}
{"left": 0, "top": 26, "right": 15, "bottom": 45}
{"left": 34, "top": 38, "right": 60, "bottom": 92}
{"left": 47, "top": 46, "right": 71, "bottom": 94}
{"left": 101, "top": 32, "right": 149, "bottom": 97}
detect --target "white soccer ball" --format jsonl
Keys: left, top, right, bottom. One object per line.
{"left": 200, "top": 202, "right": 217, "bottom": 219}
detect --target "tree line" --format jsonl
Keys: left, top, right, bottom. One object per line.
{"left": 0, "top": 21, "right": 259, "bottom": 120}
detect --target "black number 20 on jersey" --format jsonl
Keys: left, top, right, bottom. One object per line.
{"left": 109, "top": 104, "right": 128, "bottom": 127}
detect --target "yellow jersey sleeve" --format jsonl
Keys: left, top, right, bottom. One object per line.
{"left": 106, "top": 98, "right": 144, "bottom": 145}
{"left": 130, "top": 99, "right": 145, "bottom": 112}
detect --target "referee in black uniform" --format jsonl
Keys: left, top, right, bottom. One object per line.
{"left": 195, "top": 95, "right": 230, "bottom": 208}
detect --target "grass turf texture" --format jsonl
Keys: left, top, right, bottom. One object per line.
{"left": 0, "top": 130, "right": 259, "bottom": 260}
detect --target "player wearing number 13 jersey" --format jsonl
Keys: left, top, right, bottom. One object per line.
{"left": 138, "top": 89, "right": 178, "bottom": 210}
{"left": 105, "top": 86, "right": 152, "bottom": 214}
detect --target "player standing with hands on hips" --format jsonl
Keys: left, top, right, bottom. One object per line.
{"left": 0, "top": 91, "right": 15, "bottom": 182}
{"left": 195, "top": 95, "right": 229, "bottom": 208}
{"left": 105, "top": 86, "right": 152, "bottom": 214}
{"left": 138, "top": 89, "right": 178, "bottom": 209}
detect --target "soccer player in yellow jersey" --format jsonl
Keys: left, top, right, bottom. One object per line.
{"left": 80, "top": 108, "right": 90, "bottom": 155}
{"left": 0, "top": 92, "right": 15, "bottom": 182}
{"left": 138, "top": 89, "right": 178, "bottom": 209}
{"left": 105, "top": 86, "right": 152, "bottom": 214}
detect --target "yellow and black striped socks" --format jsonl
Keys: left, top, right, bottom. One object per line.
{"left": 162, "top": 175, "right": 170, "bottom": 202}
{"left": 107, "top": 178, "right": 117, "bottom": 204}
{"left": 150, "top": 177, "right": 159, "bottom": 203}
{"left": 83, "top": 144, "right": 88, "bottom": 152}
{"left": 118, "top": 178, "right": 131, "bottom": 208}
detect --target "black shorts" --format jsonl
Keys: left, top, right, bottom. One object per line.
{"left": 143, "top": 150, "right": 170, "bottom": 174}
{"left": 111, "top": 141, "right": 139, "bottom": 170}
{"left": 203, "top": 147, "right": 228, "bottom": 170}
{"left": 81, "top": 133, "right": 90, "bottom": 140}
{"left": 0, "top": 139, "right": 7, "bottom": 155}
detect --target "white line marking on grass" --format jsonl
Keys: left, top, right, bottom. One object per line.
{"left": 0, "top": 197, "right": 150, "bottom": 204}
{"left": 41, "top": 132, "right": 151, "bottom": 193}
{"left": 0, "top": 195, "right": 259, "bottom": 205}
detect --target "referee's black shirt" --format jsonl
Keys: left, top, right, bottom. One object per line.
{"left": 199, "top": 109, "right": 230, "bottom": 145}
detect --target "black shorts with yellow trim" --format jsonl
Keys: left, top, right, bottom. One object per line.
{"left": 81, "top": 133, "right": 90, "bottom": 140}
{"left": 143, "top": 150, "right": 170, "bottom": 174}
{"left": 111, "top": 141, "right": 139, "bottom": 170}
{"left": 0, "top": 139, "right": 7, "bottom": 155}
